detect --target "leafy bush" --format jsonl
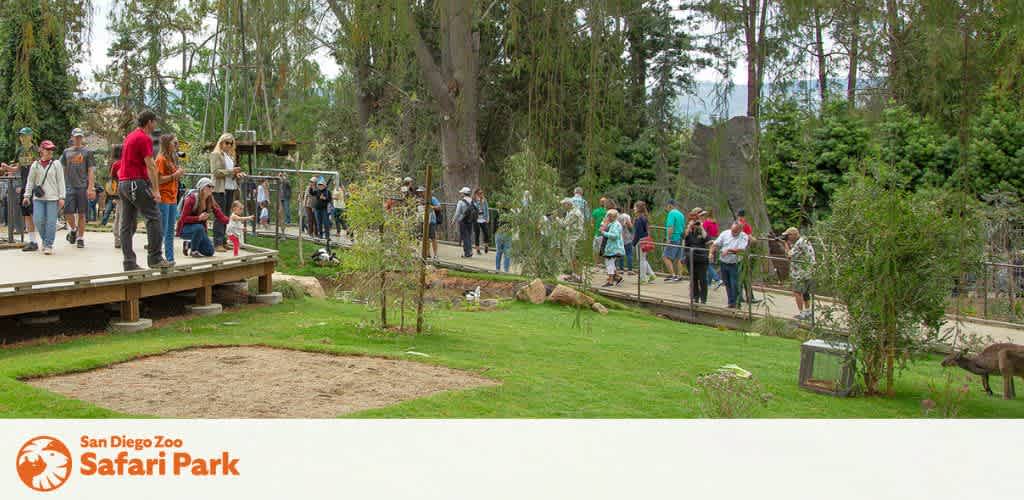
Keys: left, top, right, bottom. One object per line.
{"left": 692, "top": 372, "right": 773, "bottom": 418}
{"left": 814, "top": 166, "right": 984, "bottom": 395}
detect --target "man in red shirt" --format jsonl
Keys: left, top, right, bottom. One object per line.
{"left": 118, "top": 110, "right": 173, "bottom": 271}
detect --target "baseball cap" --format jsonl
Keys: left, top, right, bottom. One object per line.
{"left": 309, "top": 176, "right": 318, "bottom": 182}
{"left": 317, "top": 176, "right": 327, "bottom": 185}
{"left": 195, "top": 177, "right": 214, "bottom": 190}
{"left": 690, "top": 206, "right": 703, "bottom": 214}
{"left": 18, "top": 127, "right": 32, "bottom": 136}
{"left": 416, "top": 186, "right": 426, "bottom": 193}
{"left": 459, "top": 187, "right": 472, "bottom": 195}
{"left": 403, "top": 176, "right": 413, "bottom": 183}
{"left": 38, "top": 140, "right": 56, "bottom": 150}
{"left": 737, "top": 208, "right": 746, "bottom": 216}
{"left": 782, "top": 227, "right": 799, "bottom": 237}
{"left": 71, "top": 128, "right": 85, "bottom": 137}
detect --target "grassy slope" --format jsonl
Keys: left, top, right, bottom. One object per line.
{"left": 1, "top": 297, "right": 1022, "bottom": 418}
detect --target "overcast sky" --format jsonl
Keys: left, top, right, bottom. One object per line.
{"left": 78, "top": 0, "right": 731, "bottom": 94}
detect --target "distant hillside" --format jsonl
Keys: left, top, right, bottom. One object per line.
{"left": 677, "top": 80, "right": 857, "bottom": 123}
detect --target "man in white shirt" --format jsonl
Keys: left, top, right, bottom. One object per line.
{"left": 710, "top": 221, "right": 749, "bottom": 308}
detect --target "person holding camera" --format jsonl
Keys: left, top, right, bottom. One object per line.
{"left": 683, "top": 218, "right": 710, "bottom": 304}
{"left": 177, "top": 178, "right": 229, "bottom": 257}
{"left": 21, "top": 140, "right": 65, "bottom": 254}
{"left": 782, "top": 227, "right": 816, "bottom": 320}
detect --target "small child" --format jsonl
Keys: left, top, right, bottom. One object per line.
{"left": 227, "top": 200, "right": 254, "bottom": 246}
{"left": 259, "top": 200, "right": 270, "bottom": 230}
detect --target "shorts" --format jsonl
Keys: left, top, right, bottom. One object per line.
{"left": 662, "top": 242, "right": 683, "bottom": 261}
{"left": 64, "top": 188, "right": 89, "bottom": 215}
{"left": 428, "top": 222, "right": 437, "bottom": 239}
{"left": 794, "top": 278, "right": 814, "bottom": 301}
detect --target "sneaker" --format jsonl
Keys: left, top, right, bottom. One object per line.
{"left": 190, "top": 250, "right": 203, "bottom": 257}
{"left": 601, "top": 282, "right": 614, "bottom": 288}
{"left": 114, "top": 242, "right": 121, "bottom": 249}
{"left": 663, "top": 275, "right": 676, "bottom": 282}
{"left": 43, "top": 247, "right": 52, "bottom": 255}
{"left": 76, "top": 239, "right": 84, "bottom": 248}
{"left": 182, "top": 241, "right": 191, "bottom": 255}
{"left": 21, "top": 242, "right": 38, "bottom": 252}
{"left": 215, "top": 245, "right": 228, "bottom": 253}
{"left": 148, "top": 259, "right": 175, "bottom": 269}
{"left": 124, "top": 262, "right": 143, "bottom": 272}
{"left": 66, "top": 231, "right": 76, "bottom": 244}
{"left": 614, "top": 276, "right": 624, "bottom": 286}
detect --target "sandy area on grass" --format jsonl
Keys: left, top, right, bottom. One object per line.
{"left": 27, "top": 346, "right": 497, "bottom": 418}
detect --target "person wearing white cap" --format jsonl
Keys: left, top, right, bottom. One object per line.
{"left": 60, "top": 127, "right": 95, "bottom": 248}
{"left": 783, "top": 227, "right": 816, "bottom": 320}
{"left": 453, "top": 186, "right": 475, "bottom": 257}
{"left": 176, "top": 177, "right": 229, "bottom": 257}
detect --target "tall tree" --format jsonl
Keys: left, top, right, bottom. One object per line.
{"left": 400, "top": 0, "right": 482, "bottom": 198}
{"left": 0, "top": 0, "right": 88, "bottom": 156}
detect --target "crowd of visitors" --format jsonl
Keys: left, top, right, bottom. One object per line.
{"left": 0, "top": 110, "right": 815, "bottom": 318}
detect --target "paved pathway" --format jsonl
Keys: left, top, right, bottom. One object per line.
{"left": 264, "top": 226, "right": 1024, "bottom": 345}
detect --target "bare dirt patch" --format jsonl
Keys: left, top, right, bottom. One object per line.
{"left": 27, "top": 346, "right": 498, "bottom": 418}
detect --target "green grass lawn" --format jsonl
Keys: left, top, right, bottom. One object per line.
{"left": 1, "top": 296, "right": 1022, "bottom": 418}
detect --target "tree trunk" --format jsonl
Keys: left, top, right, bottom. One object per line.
{"left": 405, "top": 0, "right": 482, "bottom": 199}
{"left": 847, "top": 2, "right": 860, "bottom": 106}
{"left": 813, "top": 3, "right": 827, "bottom": 104}
{"left": 886, "top": 0, "right": 899, "bottom": 98}
{"left": 745, "top": 0, "right": 758, "bottom": 118}
{"left": 625, "top": 2, "right": 647, "bottom": 135}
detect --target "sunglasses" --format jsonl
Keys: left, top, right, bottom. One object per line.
{"left": 223, "top": 141, "right": 234, "bottom": 146}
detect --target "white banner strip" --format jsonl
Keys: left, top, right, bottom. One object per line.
{"left": 3, "top": 420, "right": 1019, "bottom": 499}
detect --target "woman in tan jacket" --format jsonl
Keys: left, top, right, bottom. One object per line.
{"left": 209, "top": 133, "right": 243, "bottom": 251}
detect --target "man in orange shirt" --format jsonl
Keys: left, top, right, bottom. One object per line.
{"left": 156, "top": 134, "right": 183, "bottom": 263}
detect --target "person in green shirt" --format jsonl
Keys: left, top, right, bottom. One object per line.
{"left": 591, "top": 196, "right": 608, "bottom": 266}
{"left": 661, "top": 199, "right": 686, "bottom": 281}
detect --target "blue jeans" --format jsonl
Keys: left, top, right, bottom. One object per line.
{"left": 88, "top": 198, "right": 97, "bottom": 221}
{"left": 282, "top": 198, "right": 291, "bottom": 224}
{"left": 101, "top": 198, "right": 116, "bottom": 224}
{"left": 314, "top": 208, "right": 329, "bottom": 238}
{"left": 495, "top": 232, "right": 512, "bottom": 272}
{"left": 708, "top": 262, "right": 721, "bottom": 283}
{"left": 32, "top": 199, "right": 58, "bottom": 248}
{"left": 720, "top": 262, "right": 740, "bottom": 307}
{"left": 181, "top": 223, "right": 214, "bottom": 256}
{"left": 617, "top": 243, "right": 634, "bottom": 270}
{"left": 159, "top": 203, "right": 178, "bottom": 261}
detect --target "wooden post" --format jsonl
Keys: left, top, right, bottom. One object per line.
{"left": 121, "top": 284, "right": 141, "bottom": 322}
{"left": 259, "top": 261, "right": 274, "bottom": 294}
{"left": 197, "top": 286, "right": 213, "bottom": 306}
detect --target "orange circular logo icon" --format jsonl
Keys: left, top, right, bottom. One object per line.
{"left": 16, "top": 436, "right": 72, "bottom": 492}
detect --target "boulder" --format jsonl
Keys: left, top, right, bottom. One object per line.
{"left": 516, "top": 278, "right": 547, "bottom": 304}
{"left": 272, "top": 273, "right": 326, "bottom": 298}
{"left": 426, "top": 266, "right": 449, "bottom": 289}
{"left": 480, "top": 299, "right": 500, "bottom": 308}
{"left": 591, "top": 303, "right": 609, "bottom": 315}
{"left": 546, "top": 284, "right": 595, "bottom": 307}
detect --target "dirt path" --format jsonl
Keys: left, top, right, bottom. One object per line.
{"left": 28, "top": 346, "right": 498, "bottom": 418}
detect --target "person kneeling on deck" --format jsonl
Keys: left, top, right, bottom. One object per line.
{"left": 177, "top": 178, "right": 229, "bottom": 257}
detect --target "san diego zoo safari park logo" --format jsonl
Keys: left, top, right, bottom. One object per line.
{"left": 15, "top": 434, "right": 241, "bottom": 493}
{"left": 16, "top": 436, "right": 72, "bottom": 492}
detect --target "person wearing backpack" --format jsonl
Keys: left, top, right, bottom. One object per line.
{"left": 20, "top": 140, "right": 65, "bottom": 254}
{"left": 453, "top": 186, "right": 476, "bottom": 258}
